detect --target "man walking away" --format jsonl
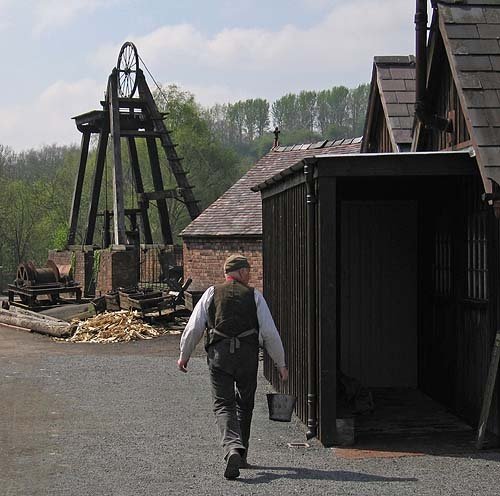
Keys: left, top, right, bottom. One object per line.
{"left": 177, "top": 254, "right": 288, "bottom": 479}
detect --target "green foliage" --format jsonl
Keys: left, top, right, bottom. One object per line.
{"left": 0, "top": 81, "right": 369, "bottom": 277}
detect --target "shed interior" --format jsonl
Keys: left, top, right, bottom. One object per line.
{"left": 260, "top": 152, "right": 500, "bottom": 447}
{"left": 336, "top": 174, "right": 497, "bottom": 442}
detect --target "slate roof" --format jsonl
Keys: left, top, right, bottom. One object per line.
{"left": 437, "top": 0, "right": 500, "bottom": 189}
{"left": 181, "top": 138, "right": 361, "bottom": 237}
{"left": 362, "top": 56, "right": 416, "bottom": 152}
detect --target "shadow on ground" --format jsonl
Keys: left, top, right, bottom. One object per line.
{"left": 237, "top": 466, "right": 418, "bottom": 484}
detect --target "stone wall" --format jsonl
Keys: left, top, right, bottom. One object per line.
{"left": 182, "top": 237, "right": 263, "bottom": 292}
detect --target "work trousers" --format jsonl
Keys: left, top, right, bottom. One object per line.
{"left": 207, "top": 339, "right": 259, "bottom": 459}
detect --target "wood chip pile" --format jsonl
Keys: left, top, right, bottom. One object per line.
{"left": 66, "top": 310, "right": 181, "bottom": 343}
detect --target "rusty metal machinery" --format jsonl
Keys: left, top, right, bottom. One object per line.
{"left": 15, "top": 260, "right": 73, "bottom": 287}
{"left": 9, "top": 260, "right": 81, "bottom": 310}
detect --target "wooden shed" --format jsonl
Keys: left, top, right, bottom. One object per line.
{"left": 253, "top": 0, "right": 500, "bottom": 447}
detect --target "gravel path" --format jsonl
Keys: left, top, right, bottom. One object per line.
{"left": 0, "top": 324, "right": 499, "bottom": 495}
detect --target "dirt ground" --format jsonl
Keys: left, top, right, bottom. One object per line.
{"left": 1, "top": 322, "right": 500, "bottom": 496}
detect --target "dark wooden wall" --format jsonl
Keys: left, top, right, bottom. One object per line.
{"left": 262, "top": 180, "right": 309, "bottom": 424}
{"left": 340, "top": 200, "right": 418, "bottom": 387}
{"left": 366, "top": 93, "right": 394, "bottom": 153}
{"left": 418, "top": 33, "right": 470, "bottom": 151}
{"left": 420, "top": 175, "right": 498, "bottom": 433}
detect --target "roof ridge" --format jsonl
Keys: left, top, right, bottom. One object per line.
{"left": 273, "top": 136, "right": 362, "bottom": 152}
{"left": 374, "top": 55, "right": 415, "bottom": 65}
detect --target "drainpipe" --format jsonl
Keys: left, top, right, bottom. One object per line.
{"left": 415, "top": 0, "right": 428, "bottom": 122}
{"left": 415, "top": 0, "right": 451, "bottom": 131}
{"left": 304, "top": 159, "right": 318, "bottom": 440}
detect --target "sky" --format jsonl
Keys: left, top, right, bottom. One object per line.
{"left": 0, "top": 0, "right": 422, "bottom": 151}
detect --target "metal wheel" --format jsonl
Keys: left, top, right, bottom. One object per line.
{"left": 117, "top": 42, "right": 139, "bottom": 98}
{"left": 16, "top": 262, "right": 36, "bottom": 287}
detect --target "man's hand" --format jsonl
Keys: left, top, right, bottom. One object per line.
{"left": 177, "top": 357, "right": 189, "bottom": 373}
{"left": 279, "top": 366, "right": 288, "bottom": 382}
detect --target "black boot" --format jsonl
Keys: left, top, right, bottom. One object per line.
{"left": 224, "top": 450, "right": 241, "bottom": 480}
{"left": 240, "top": 451, "right": 251, "bottom": 469}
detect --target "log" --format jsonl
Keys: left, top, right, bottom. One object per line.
{"left": 7, "top": 305, "right": 67, "bottom": 323}
{"left": 0, "top": 309, "right": 70, "bottom": 337}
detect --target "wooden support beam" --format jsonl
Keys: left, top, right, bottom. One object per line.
{"left": 67, "top": 131, "right": 91, "bottom": 246}
{"left": 318, "top": 175, "right": 338, "bottom": 446}
{"left": 85, "top": 129, "right": 109, "bottom": 246}
{"left": 108, "top": 70, "right": 127, "bottom": 245}
{"left": 127, "top": 136, "right": 153, "bottom": 244}
{"left": 139, "top": 190, "right": 179, "bottom": 201}
{"left": 100, "top": 98, "right": 148, "bottom": 109}
{"left": 120, "top": 130, "right": 163, "bottom": 138}
{"left": 137, "top": 71, "right": 201, "bottom": 220}
{"left": 146, "top": 136, "right": 173, "bottom": 245}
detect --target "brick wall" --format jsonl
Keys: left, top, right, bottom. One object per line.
{"left": 48, "top": 249, "right": 94, "bottom": 297}
{"left": 96, "top": 248, "right": 139, "bottom": 295}
{"left": 183, "top": 237, "right": 263, "bottom": 292}
{"left": 49, "top": 248, "right": 140, "bottom": 297}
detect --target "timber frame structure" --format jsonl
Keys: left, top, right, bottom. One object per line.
{"left": 67, "top": 42, "right": 200, "bottom": 249}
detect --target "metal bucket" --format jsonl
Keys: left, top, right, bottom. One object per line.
{"left": 266, "top": 393, "right": 297, "bottom": 422}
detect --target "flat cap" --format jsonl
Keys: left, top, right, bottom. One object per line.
{"left": 224, "top": 254, "right": 250, "bottom": 273}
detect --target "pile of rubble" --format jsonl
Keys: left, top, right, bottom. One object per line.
{"left": 67, "top": 310, "right": 182, "bottom": 343}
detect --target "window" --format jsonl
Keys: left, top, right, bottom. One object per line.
{"left": 465, "top": 181, "right": 488, "bottom": 301}
{"left": 434, "top": 227, "right": 451, "bottom": 297}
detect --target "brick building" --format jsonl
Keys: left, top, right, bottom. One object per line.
{"left": 181, "top": 138, "right": 361, "bottom": 293}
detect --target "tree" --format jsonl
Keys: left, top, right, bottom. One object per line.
{"left": 272, "top": 93, "right": 299, "bottom": 131}
{"left": 297, "top": 90, "right": 317, "bottom": 132}
{"left": 254, "top": 98, "right": 270, "bottom": 138}
{"left": 348, "top": 84, "right": 370, "bottom": 137}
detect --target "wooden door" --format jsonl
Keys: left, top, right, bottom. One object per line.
{"left": 340, "top": 201, "right": 418, "bottom": 387}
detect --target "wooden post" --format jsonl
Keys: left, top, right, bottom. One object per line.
{"left": 137, "top": 71, "right": 201, "bottom": 220}
{"left": 127, "top": 137, "right": 153, "bottom": 244}
{"left": 145, "top": 136, "right": 173, "bottom": 245}
{"left": 68, "top": 131, "right": 91, "bottom": 246}
{"left": 476, "top": 331, "right": 500, "bottom": 449}
{"left": 108, "top": 70, "right": 127, "bottom": 245}
{"left": 85, "top": 129, "right": 109, "bottom": 246}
